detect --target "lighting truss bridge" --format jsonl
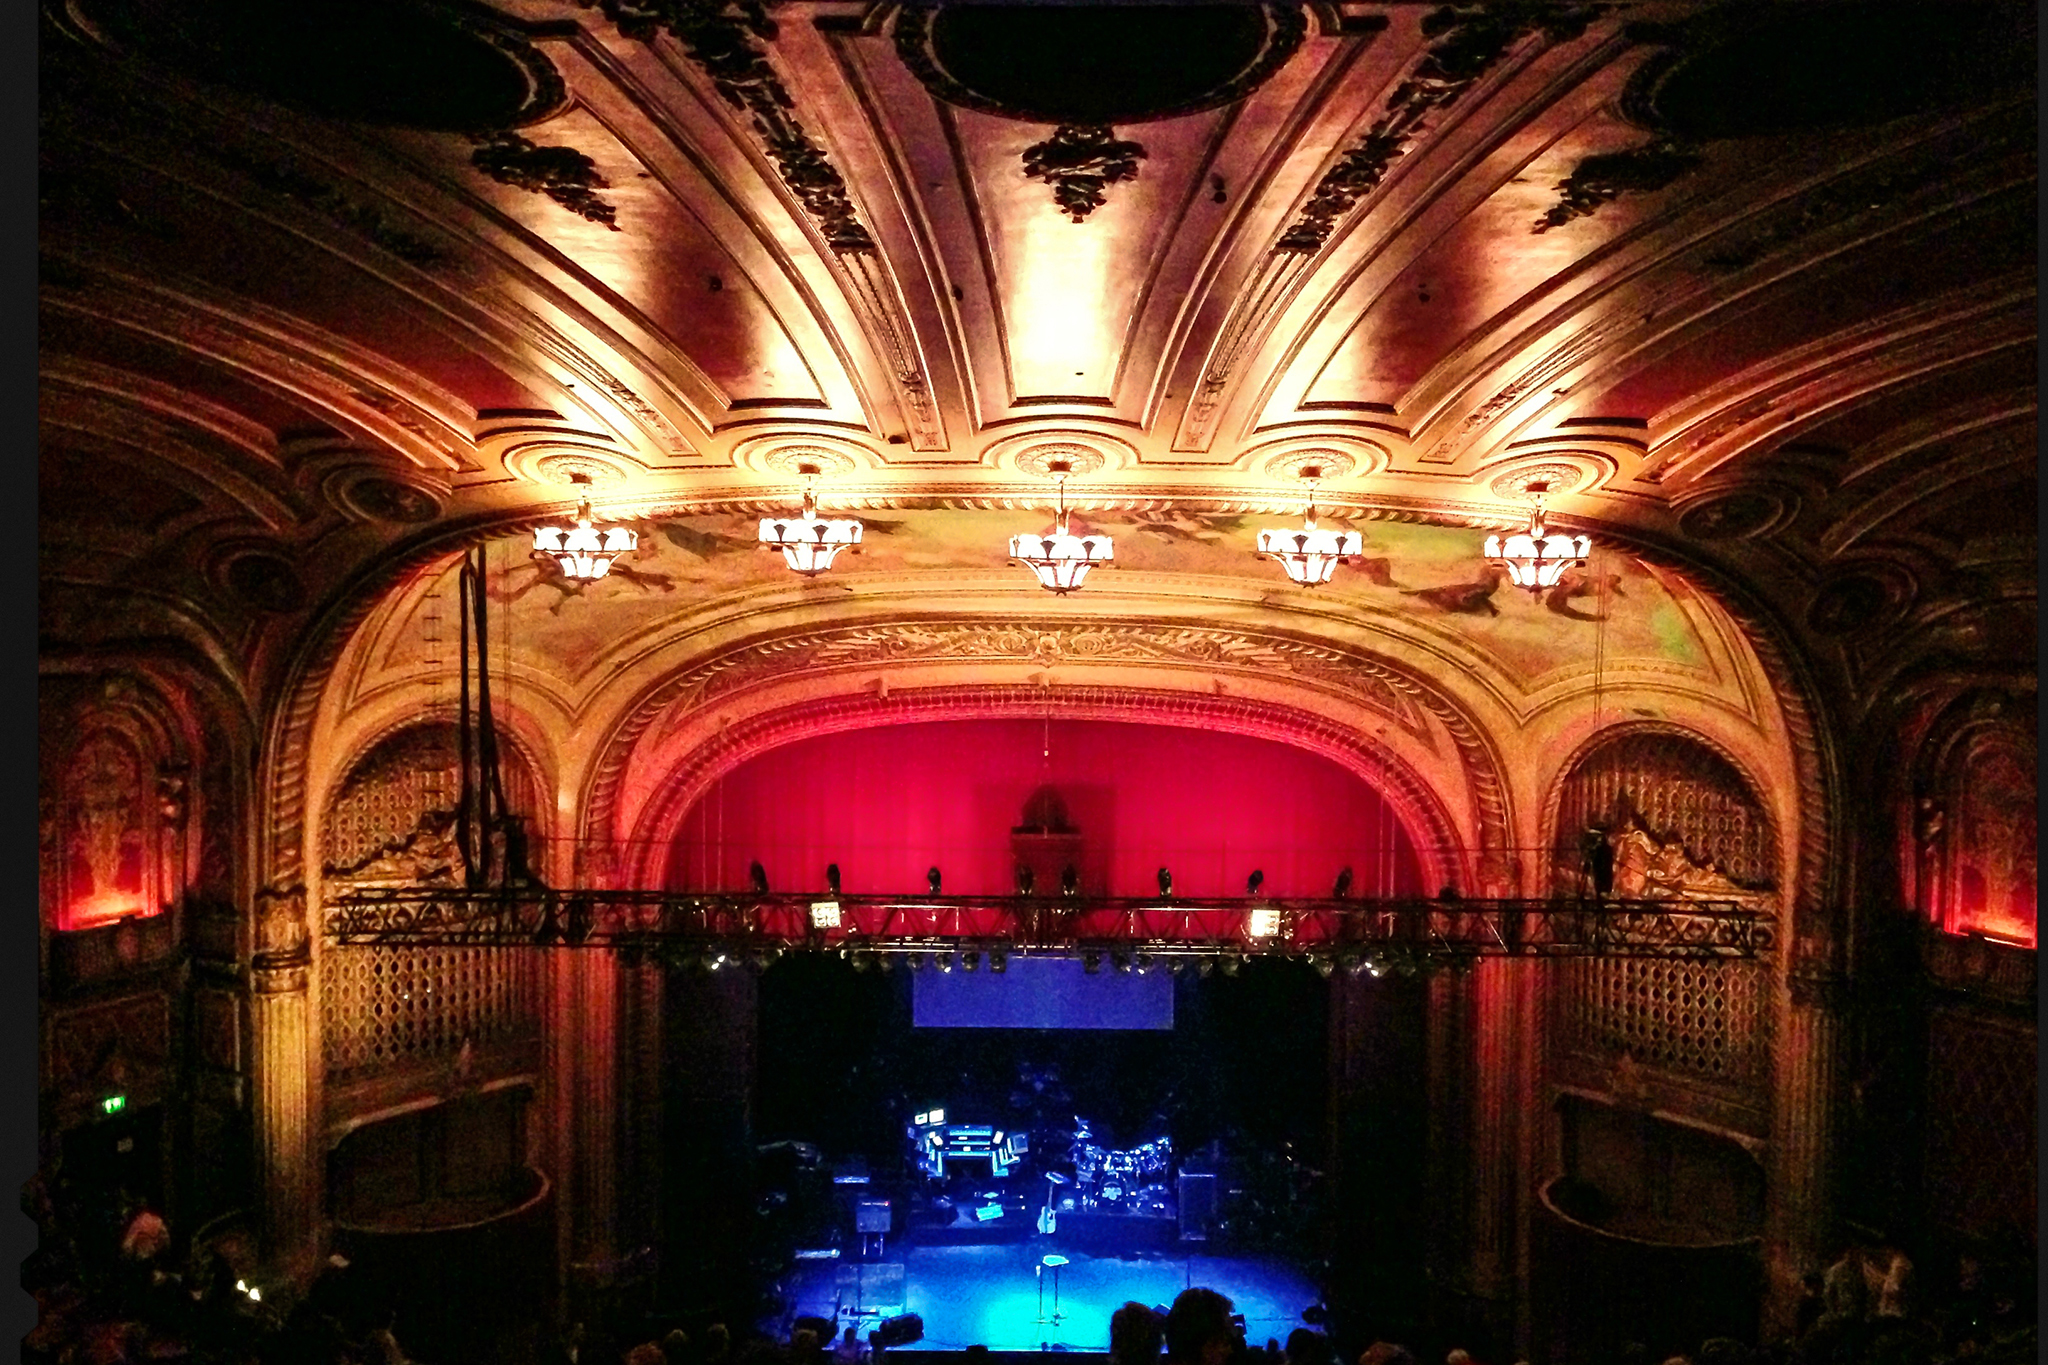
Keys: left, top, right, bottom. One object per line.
{"left": 323, "top": 890, "right": 1772, "bottom": 962}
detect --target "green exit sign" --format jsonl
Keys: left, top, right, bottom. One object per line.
{"left": 101, "top": 1094, "right": 126, "bottom": 1115}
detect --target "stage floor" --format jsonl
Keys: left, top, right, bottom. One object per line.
{"left": 781, "top": 1243, "right": 1319, "bottom": 1352}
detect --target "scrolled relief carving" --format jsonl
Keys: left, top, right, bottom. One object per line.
{"left": 1531, "top": 139, "right": 1705, "bottom": 233}
{"left": 1277, "top": 3, "right": 1597, "bottom": 255}
{"left": 1259, "top": 447, "right": 1360, "bottom": 483}
{"left": 329, "top": 469, "right": 448, "bottom": 525}
{"left": 253, "top": 882, "right": 309, "bottom": 966}
{"left": 1487, "top": 462, "right": 1585, "bottom": 500}
{"left": 984, "top": 429, "right": 1136, "bottom": 476}
{"left": 1674, "top": 484, "right": 1797, "bottom": 542}
{"left": 468, "top": 132, "right": 621, "bottom": 230}
{"left": 1022, "top": 125, "right": 1147, "bottom": 222}
{"left": 1423, "top": 328, "right": 1616, "bottom": 463}
{"left": 1012, "top": 444, "right": 1108, "bottom": 479}
{"left": 658, "top": 623, "right": 1425, "bottom": 734}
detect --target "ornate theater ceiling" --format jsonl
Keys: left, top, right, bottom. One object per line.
{"left": 39, "top": 0, "right": 2037, "bottom": 725}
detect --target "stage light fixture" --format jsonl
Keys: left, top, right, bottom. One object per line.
{"left": 532, "top": 472, "right": 637, "bottom": 580}
{"left": 1484, "top": 482, "right": 1589, "bottom": 592}
{"left": 962, "top": 950, "right": 980, "bottom": 972}
{"left": 1248, "top": 907, "right": 1280, "bottom": 939}
{"left": 1313, "top": 956, "right": 1336, "bottom": 978}
{"left": 1009, "top": 459, "right": 1112, "bottom": 594}
{"left": 1082, "top": 949, "right": 1102, "bottom": 974}
{"left": 810, "top": 901, "right": 841, "bottom": 929}
{"left": 935, "top": 953, "right": 954, "bottom": 973}
{"left": 1111, "top": 952, "right": 1132, "bottom": 974}
{"left": 1196, "top": 958, "right": 1215, "bottom": 978}
{"left": 759, "top": 463, "right": 863, "bottom": 576}
{"left": 1259, "top": 467, "right": 1361, "bottom": 586}
{"left": 1220, "top": 954, "right": 1241, "bottom": 976}
{"left": 905, "top": 951, "right": 925, "bottom": 971}
{"left": 989, "top": 950, "right": 1008, "bottom": 973}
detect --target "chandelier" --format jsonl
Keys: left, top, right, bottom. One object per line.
{"left": 532, "top": 474, "right": 637, "bottom": 580}
{"left": 1009, "top": 460, "right": 1112, "bottom": 594}
{"left": 1484, "top": 484, "right": 1589, "bottom": 592}
{"left": 1257, "top": 470, "right": 1361, "bottom": 586}
{"left": 759, "top": 466, "right": 863, "bottom": 576}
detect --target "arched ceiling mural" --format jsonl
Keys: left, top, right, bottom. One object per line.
{"left": 39, "top": 0, "right": 2034, "bottom": 751}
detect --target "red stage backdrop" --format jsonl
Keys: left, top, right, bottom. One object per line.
{"left": 663, "top": 719, "right": 1426, "bottom": 900}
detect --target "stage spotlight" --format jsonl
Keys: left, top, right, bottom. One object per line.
{"left": 810, "top": 901, "right": 842, "bottom": 929}
{"left": 1313, "top": 956, "right": 1336, "bottom": 978}
{"left": 928, "top": 865, "right": 943, "bottom": 895}
{"left": 749, "top": 860, "right": 770, "bottom": 894}
{"left": 1134, "top": 953, "right": 1154, "bottom": 974}
{"left": 905, "top": 952, "right": 925, "bottom": 971}
{"left": 1111, "top": 952, "right": 1132, "bottom": 974}
{"left": 1196, "top": 958, "right": 1214, "bottom": 978}
{"left": 935, "top": 953, "right": 954, "bottom": 973}
{"left": 1343, "top": 955, "right": 1365, "bottom": 976}
{"left": 1082, "top": 949, "right": 1102, "bottom": 974}
{"left": 1157, "top": 865, "right": 1173, "bottom": 898}
{"left": 1248, "top": 907, "right": 1280, "bottom": 938}
{"left": 1016, "top": 865, "right": 1034, "bottom": 895}
{"left": 1332, "top": 866, "right": 1353, "bottom": 899}
{"left": 1061, "top": 864, "right": 1079, "bottom": 897}
{"left": 878, "top": 953, "right": 896, "bottom": 973}
{"left": 826, "top": 863, "right": 842, "bottom": 895}
{"left": 962, "top": 950, "right": 980, "bottom": 972}
{"left": 850, "top": 951, "right": 872, "bottom": 972}
{"left": 989, "top": 950, "right": 1008, "bottom": 973}
{"left": 1220, "top": 954, "right": 1241, "bottom": 976}
{"left": 1246, "top": 868, "right": 1265, "bottom": 896}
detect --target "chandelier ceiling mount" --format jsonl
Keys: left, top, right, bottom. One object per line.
{"left": 1009, "top": 459, "right": 1114, "bottom": 594}
{"left": 532, "top": 472, "right": 637, "bottom": 581}
{"left": 1257, "top": 465, "right": 1362, "bottom": 587}
{"left": 1483, "top": 481, "right": 1591, "bottom": 593}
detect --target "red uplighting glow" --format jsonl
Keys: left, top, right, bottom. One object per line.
{"left": 665, "top": 719, "right": 1426, "bottom": 899}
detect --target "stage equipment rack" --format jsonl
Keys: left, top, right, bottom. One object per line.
{"left": 323, "top": 890, "right": 1770, "bottom": 962}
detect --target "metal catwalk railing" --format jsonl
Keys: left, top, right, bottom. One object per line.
{"left": 323, "top": 889, "right": 1773, "bottom": 962}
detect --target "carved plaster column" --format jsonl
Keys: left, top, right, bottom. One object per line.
{"left": 1763, "top": 966, "right": 1845, "bottom": 1333}
{"left": 250, "top": 883, "right": 319, "bottom": 1280}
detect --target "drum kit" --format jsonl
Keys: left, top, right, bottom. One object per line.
{"left": 1065, "top": 1121, "right": 1171, "bottom": 1214}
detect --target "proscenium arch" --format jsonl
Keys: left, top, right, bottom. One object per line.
{"left": 618, "top": 683, "right": 1478, "bottom": 896}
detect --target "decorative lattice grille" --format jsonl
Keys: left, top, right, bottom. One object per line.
{"left": 1560, "top": 957, "right": 1773, "bottom": 1091}
{"left": 323, "top": 728, "right": 461, "bottom": 873}
{"left": 321, "top": 722, "right": 544, "bottom": 1078}
{"left": 323, "top": 945, "right": 540, "bottom": 1077}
